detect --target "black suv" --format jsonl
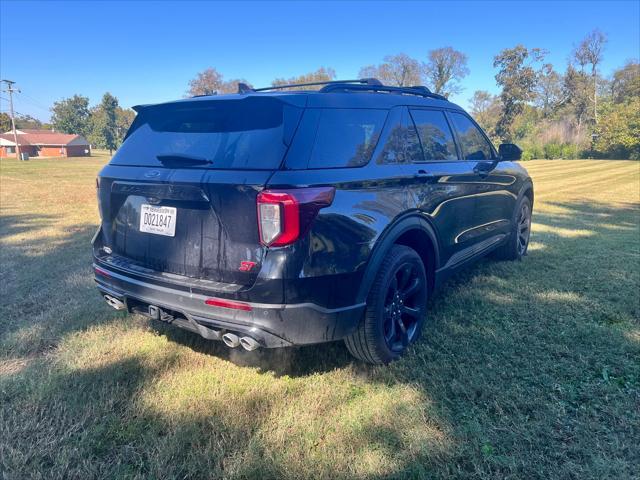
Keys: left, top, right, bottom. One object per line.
{"left": 93, "top": 79, "right": 533, "bottom": 364}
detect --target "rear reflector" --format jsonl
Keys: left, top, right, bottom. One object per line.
{"left": 257, "top": 187, "right": 335, "bottom": 247}
{"left": 204, "top": 298, "right": 252, "bottom": 311}
{"left": 94, "top": 266, "right": 111, "bottom": 278}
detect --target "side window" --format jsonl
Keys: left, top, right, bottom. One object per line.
{"left": 449, "top": 112, "right": 494, "bottom": 160}
{"left": 410, "top": 109, "right": 457, "bottom": 161}
{"left": 377, "top": 108, "right": 422, "bottom": 164}
{"left": 308, "top": 109, "right": 387, "bottom": 168}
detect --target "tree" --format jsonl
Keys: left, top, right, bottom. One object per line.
{"left": 0, "top": 112, "right": 13, "bottom": 132}
{"left": 50, "top": 94, "right": 91, "bottom": 136}
{"left": 115, "top": 107, "right": 136, "bottom": 144}
{"left": 423, "top": 47, "right": 469, "bottom": 97}
{"left": 562, "top": 64, "right": 592, "bottom": 132}
{"left": 493, "top": 45, "right": 545, "bottom": 141}
{"left": 359, "top": 53, "right": 422, "bottom": 86}
{"left": 573, "top": 30, "right": 607, "bottom": 122}
{"left": 90, "top": 93, "right": 119, "bottom": 154}
{"left": 187, "top": 68, "right": 224, "bottom": 96}
{"left": 610, "top": 60, "right": 640, "bottom": 103}
{"left": 14, "top": 114, "right": 43, "bottom": 130}
{"left": 271, "top": 67, "right": 336, "bottom": 90}
{"left": 225, "top": 78, "right": 252, "bottom": 93}
{"left": 595, "top": 98, "right": 640, "bottom": 158}
{"left": 535, "top": 64, "right": 563, "bottom": 117}
{"left": 469, "top": 90, "right": 501, "bottom": 139}
{"left": 186, "top": 68, "right": 250, "bottom": 96}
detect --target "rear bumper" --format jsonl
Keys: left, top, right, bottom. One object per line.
{"left": 94, "top": 264, "right": 365, "bottom": 348}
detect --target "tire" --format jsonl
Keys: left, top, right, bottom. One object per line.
{"left": 493, "top": 196, "right": 532, "bottom": 261}
{"left": 345, "top": 245, "right": 428, "bottom": 364}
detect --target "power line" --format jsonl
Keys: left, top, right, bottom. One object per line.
{"left": 19, "top": 92, "right": 50, "bottom": 112}
{"left": 1, "top": 79, "right": 21, "bottom": 160}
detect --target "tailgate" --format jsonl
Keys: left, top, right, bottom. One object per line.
{"left": 98, "top": 167, "right": 273, "bottom": 286}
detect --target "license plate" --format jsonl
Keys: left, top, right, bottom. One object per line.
{"left": 139, "top": 204, "right": 177, "bottom": 237}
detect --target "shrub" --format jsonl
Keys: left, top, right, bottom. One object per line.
{"left": 594, "top": 99, "right": 640, "bottom": 159}
{"left": 561, "top": 144, "right": 578, "bottom": 159}
{"left": 521, "top": 150, "right": 535, "bottom": 161}
{"left": 544, "top": 143, "right": 563, "bottom": 159}
{"left": 520, "top": 143, "right": 544, "bottom": 160}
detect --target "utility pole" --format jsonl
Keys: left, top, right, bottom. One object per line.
{"left": 1, "top": 79, "right": 21, "bottom": 159}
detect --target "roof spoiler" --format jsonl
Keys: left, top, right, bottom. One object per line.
{"left": 132, "top": 104, "right": 150, "bottom": 113}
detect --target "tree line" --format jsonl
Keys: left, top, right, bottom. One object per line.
{"left": 7, "top": 30, "right": 637, "bottom": 159}
{"left": 185, "top": 32, "right": 639, "bottom": 160}
{"left": 50, "top": 93, "right": 134, "bottom": 154}
{"left": 471, "top": 31, "right": 639, "bottom": 160}
{"left": 0, "top": 93, "right": 134, "bottom": 155}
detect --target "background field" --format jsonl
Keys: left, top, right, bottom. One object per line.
{"left": 1, "top": 155, "right": 638, "bottom": 479}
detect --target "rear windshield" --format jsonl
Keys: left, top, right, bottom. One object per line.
{"left": 111, "top": 97, "right": 301, "bottom": 170}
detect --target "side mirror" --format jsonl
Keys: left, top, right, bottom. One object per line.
{"left": 498, "top": 143, "right": 522, "bottom": 161}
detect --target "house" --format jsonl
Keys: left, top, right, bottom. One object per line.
{"left": 0, "top": 129, "right": 91, "bottom": 158}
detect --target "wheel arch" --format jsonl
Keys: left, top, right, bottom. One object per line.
{"left": 519, "top": 180, "right": 534, "bottom": 207}
{"left": 356, "top": 214, "right": 440, "bottom": 304}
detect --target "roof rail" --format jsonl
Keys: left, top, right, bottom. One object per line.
{"left": 237, "top": 78, "right": 382, "bottom": 94}
{"left": 319, "top": 82, "right": 447, "bottom": 100}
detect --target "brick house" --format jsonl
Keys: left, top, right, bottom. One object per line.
{"left": 0, "top": 129, "right": 91, "bottom": 158}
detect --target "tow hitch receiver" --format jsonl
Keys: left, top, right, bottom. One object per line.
{"left": 148, "top": 305, "right": 160, "bottom": 320}
{"left": 138, "top": 304, "right": 175, "bottom": 323}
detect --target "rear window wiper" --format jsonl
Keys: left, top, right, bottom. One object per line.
{"left": 156, "top": 153, "right": 213, "bottom": 165}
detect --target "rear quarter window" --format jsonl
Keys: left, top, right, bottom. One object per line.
{"left": 285, "top": 108, "right": 388, "bottom": 169}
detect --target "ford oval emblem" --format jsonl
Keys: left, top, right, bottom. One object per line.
{"left": 144, "top": 170, "right": 161, "bottom": 178}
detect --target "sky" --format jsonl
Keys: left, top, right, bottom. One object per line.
{"left": 1, "top": 0, "right": 639, "bottom": 122}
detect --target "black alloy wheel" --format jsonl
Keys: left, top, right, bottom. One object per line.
{"left": 516, "top": 201, "right": 532, "bottom": 256}
{"left": 345, "top": 245, "right": 428, "bottom": 364}
{"left": 383, "top": 262, "right": 425, "bottom": 352}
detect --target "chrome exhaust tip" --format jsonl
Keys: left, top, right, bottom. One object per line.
{"left": 222, "top": 333, "right": 240, "bottom": 348}
{"left": 239, "top": 336, "right": 260, "bottom": 351}
{"left": 104, "top": 294, "right": 126, "bottom": 311}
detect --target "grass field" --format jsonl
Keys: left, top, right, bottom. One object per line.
{"left": 1, "top": 154, "right": 638, "bottom": 479}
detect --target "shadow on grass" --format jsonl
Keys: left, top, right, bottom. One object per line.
{"left": 375, "top": 199, "right": 640, "bottom": 478}
{"left": 2, "top": 345, "right": 448, "bottom": 479}
{"left": 0, "top": 213, "right": 118, "bottom": 356}
{"left": 1, "top": 199, "right": 639, "bottom": 479}
{"left": 0, "top": 213, "right": 60, "bottom": 238}
{"left": 150, "top": 321, "right": 357, "bottom": 376}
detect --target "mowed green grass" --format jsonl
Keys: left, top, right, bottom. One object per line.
{"left": 1, "top": 155, "right": 638, "bottom": 479}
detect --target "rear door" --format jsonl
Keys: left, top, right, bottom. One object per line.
{"left": 96, "top": 96, "right": 303, "bottom": 287}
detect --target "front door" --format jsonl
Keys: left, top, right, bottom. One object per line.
{"left": 405, "top": 107, "right": 482, "bottom": 268}
{"left": 447, "top": 111, "right": 515, "bottom": 251}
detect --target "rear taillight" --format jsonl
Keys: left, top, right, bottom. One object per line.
{"left": 257, "top": 187, "right": 335, "bottom": 247}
